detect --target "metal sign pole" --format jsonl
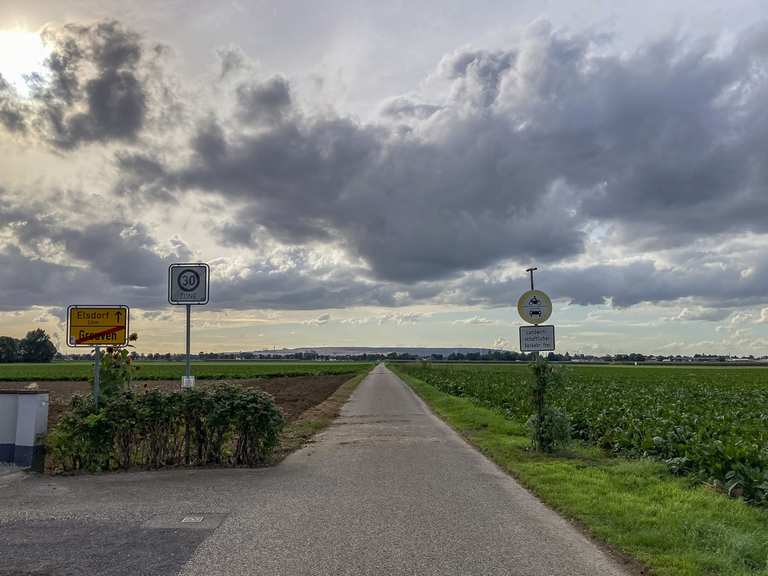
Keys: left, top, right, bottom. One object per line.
{"left": 93, "top": 345, "right": 101, "bottom": 408}
{"left": 186, "top": 304, "right": 191, "bottom": 381}
{"left": 169, "top": 263, "right": 208, "bottom": 389}
{"left": 526, "top": 267, "right": 537, "bottom": 291}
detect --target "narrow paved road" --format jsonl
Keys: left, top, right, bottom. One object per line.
{"left": 0, "top": 365, "right": 631, "bottom": 575}
{"left": 182, "top": 364, "right": 628, "bottom": 576}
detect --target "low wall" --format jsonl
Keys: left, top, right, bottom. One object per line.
{"left": 0, "top": 390, "right": 49, "bottom": 470}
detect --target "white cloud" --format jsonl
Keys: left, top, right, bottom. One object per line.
{"left": 303, "top": 313, "right": 331, "bottom": 326}
{"left": 453, "top": 316, "right": 494, "bottom": 325}
{"left": 664, "top": 307, "right": 731, "bottom": 322}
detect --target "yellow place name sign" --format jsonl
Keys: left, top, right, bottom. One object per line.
{"left": 67, "top": 305, "right": 129, "bottom": 347}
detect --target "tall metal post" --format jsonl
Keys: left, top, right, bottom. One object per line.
{"left": 93, "top": 345, "right": 101, "bottom": 408}
{"left": 526, "top": 267, "right": 537, "bottom": 291}
{"left": 528, "top": 268, "right": 540, "bottom": 360}
{"left": 185, "top": 304, "right": 191, "bottom": 380}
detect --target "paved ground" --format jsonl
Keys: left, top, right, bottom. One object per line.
{"left": 0, "top": 364, "right": 630, "bottom": 576}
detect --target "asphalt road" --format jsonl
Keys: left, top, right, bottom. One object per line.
{"left": 0, "top": 364, "right": 630, "bottom": 575}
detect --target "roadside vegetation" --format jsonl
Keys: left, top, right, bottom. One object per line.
{"left": 38, "top": 340, "right": 372, "bottom": 472}
{"left": 48, "top": 384, "right": 286, "bottom": 472}
{"left": 398, "top": 363, "right": 768, "bottom": 504}
{"left": 391, "top": 363, "right": 768, "bottom": 576}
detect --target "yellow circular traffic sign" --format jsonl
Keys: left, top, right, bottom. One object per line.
{"left": 517, "top": 290, "right": 552, "bottom": 325}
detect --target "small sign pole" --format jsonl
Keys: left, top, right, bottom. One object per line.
{"left": 169, "top": 263, "right": 208, "bottom": 389}
{"left": 93, "top": 345, "right": 101, "bottom": 408}
{"left": 185, "top": 304, "right": 192, "bottom": 382}
{"left": 526, "top": 266, "right": 537, "bottom": 292}
{"left": 526, "top": 267, "right": 538, "bottom": 360}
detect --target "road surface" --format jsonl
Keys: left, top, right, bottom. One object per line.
{"left": 0, "top": 364, "right": 630, "bottom": 575}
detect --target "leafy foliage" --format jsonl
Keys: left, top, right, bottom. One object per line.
{"left": 11, "top": 329, "right": 57, "bottom": 362}
{"left": 47, "top": 384, "right": 285, "bottom": 472}
{"left": 95, "top": 334, "right": 139, "bottom": 400}
{"left": 398, "top": 363, "right": 768, "bottom": 504}
{"left": 527, "top": 407, "right": 571, "bottom": 452}
{"left": 0, "top": 336, "right": 20, "bottom": 363}
{"left": 0, "top": 329, "right": 57, "bottom": 363}
{"left": 529, "top": 359, "right": 571, "bottom": 452}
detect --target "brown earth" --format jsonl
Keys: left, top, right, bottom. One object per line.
{"left": 0, "top": 375, "right": 352, "bottom": 430}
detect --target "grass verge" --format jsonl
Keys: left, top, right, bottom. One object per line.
{"left": 272, "top": 370, "right": 368, "bottom": 462}
{"left": 390, "top": 364, "right": 768, "bottom": 576}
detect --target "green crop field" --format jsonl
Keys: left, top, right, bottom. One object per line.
{"left": 397, "top": 363, "right": 768, "bottom": 503}
{"left": 0, "top": 361, "right": 372, "bottom": 381}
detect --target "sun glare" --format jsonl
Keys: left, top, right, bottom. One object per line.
{"left": 0, "top": 29, "right": 51, "bottom": 97}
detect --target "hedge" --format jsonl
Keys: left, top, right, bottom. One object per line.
{"left": 47, "top": 384, "right": 285, "bottom": 472}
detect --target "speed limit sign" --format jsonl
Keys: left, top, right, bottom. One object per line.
{"left": 169, "top": 263, "right": 209, "bottom": 305}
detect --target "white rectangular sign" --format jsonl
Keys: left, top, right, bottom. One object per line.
{"left": 519, "top": 325, "right": 555, "bottom": 352}
{"left": 169, "top": 263, "right": 210, "bottom": 305}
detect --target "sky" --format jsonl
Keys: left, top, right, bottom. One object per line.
{"left": 2, "top": 0, "right": 768, "bottom": 355}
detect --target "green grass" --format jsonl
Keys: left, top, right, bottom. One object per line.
{"left": 397, "top": 362, "right": 768, "bottom": 503}
{"left": 391, "top": 365, "right": 768, "bottom": 576}
{"left": 0, "top": 361, "right": 372, "bottom": 381}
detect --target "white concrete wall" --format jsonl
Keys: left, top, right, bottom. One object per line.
{"left": 0, "top": 392, "right": 49, "bottom": 467}
{"left": 16, "top": 394, "right": 49, "bottom": 447}
{"left": 0, "top": 394, "right": 18, "bottom": 445}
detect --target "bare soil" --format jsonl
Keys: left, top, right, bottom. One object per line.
{"left": 0, "top": 375, "right": 351, "bottom": 430}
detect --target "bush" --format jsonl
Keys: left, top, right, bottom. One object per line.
{"left": 47, "top": 384, "right": 285, "bottom": 473}
{"left": 95, "top": 334, "right": 139, "bottom": 401}
{"left": 529, "top": 358, "right": 571, "bottom": 452}
{"left": 526, "top": 407, "right": 571, "bottom": 452}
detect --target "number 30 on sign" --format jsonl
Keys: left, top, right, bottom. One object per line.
{"left": 168, "top": 263, "right": 210, "bottom": 305}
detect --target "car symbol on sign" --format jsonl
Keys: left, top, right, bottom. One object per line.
{"left": 529, "top": 310, "right": 542, "bottom": 317}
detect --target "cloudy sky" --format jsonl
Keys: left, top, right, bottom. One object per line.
{"left": 2, "top": 0, "right": 768, "bottom": 355}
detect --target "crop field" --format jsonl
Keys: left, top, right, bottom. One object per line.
{"left": 0, "top": 361, "right": 372, "bottom": 381}
{"left": 398, "top": 363, "right": 768, "bottom": 503}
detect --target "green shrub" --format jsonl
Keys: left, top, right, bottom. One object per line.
{"left": 95, "top": 335, "right": 139, "bottom": 401}
{"left": 528, "top": 359, "right": 571, "bottom": 453}
{"left": 526, "top": 407, "right": 571, "bottom": 452}
{"left": 47, "top": 384, "right": 285, "bottom": 473}
{"left": 47, "top": 395, "right": 113, "bottom": 471}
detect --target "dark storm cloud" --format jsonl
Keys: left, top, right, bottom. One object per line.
{"left": 117, "top": 21, "right": 768, "bottom": 291}
{"left": 235, "top": 76, "right": 292, "bottom": 124}
{"left": 213, "top": 265, "right": 398, "bottom": 310}
{"left": 453, "top": 255, "right": 768, "bottom": 310}
{"left": 0, "top": 189, "right": 402, "bottom": 312}
{"left": 0, "top": 245, "right": 103, "bottom": 311}
{"left": 0, "top": 21, "right": 168, "bottom": 148}
{"left": 113, "top": 151, "right": 176, "bottom": 202}
{"left": 0, "top": 75, "right": 28, "bottom": 133}
{"left": 35, "top": 20, "right": 149, "bottom": 149}
{"left": 7, "top": 18, "right": 768, "bottom": 313}
{"left": 0, "top": 242, "right": 403, "bottom": 312}
{"left": 379, "top": 96, "right": 442, "bottom": 120}
{"left": 0, "top": 193, "right": 187, "bottom": 296}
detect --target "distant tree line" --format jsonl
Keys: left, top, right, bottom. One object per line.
{"left": 57, "top": 349, "right": 764, "bottom": 363}
{"left": 62, "top": 351, "right": 386, "bottom": 362}
{"left": 0, "top": 329, "right": 58, "bottom": 363}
